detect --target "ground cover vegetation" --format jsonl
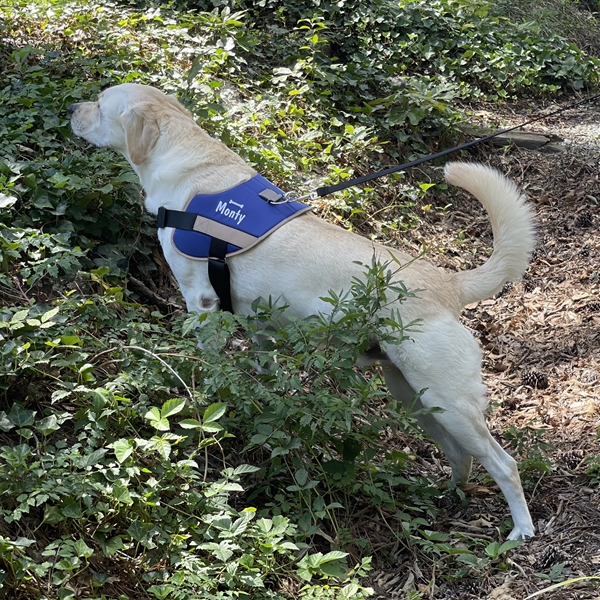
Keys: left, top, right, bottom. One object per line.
{"left": 0, "top": 0, "right": 599, "bottom": 598}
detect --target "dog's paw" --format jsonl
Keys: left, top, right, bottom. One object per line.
{"left": 507, "top": 525, "right": 535, "bottom": 541}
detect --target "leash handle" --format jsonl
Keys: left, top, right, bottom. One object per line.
{"left": 315, "top": 92, "right": 600, "bottom": 198}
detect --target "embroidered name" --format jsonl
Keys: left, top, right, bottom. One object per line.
{"left": 216, "top": 200, "right": 246, "bottom": 225}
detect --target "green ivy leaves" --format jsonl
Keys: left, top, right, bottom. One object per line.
{"left": 144, "top": 398, "right": 186, "bottom": 431}
{"left": 111, "top": 400, "right": 228, "bottom": 463}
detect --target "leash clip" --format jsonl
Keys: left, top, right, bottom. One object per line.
{"left": 271, "top": 190, "right": 317, "bottom": 204}
{"left": 268, "top": 191, "right": 296, "bottom": 204}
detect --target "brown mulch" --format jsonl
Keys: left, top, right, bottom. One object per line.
{"left": 356, "top": 103, "right": 600, "bottom": 599}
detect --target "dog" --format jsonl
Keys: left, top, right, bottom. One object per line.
{"left": 69, "top": 83, "right": 536, "bottom": 540}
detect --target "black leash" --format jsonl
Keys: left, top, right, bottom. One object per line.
{"left": 314, "top": 92, "right": 600, "bottom": 198}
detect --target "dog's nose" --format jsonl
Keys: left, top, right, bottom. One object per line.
{"left": 67, "top": 103, "right": 78, "bottom": 116}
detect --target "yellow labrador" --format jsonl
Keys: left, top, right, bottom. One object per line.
{"left": 70, "top": 83, "right": 536, "bottom": 540}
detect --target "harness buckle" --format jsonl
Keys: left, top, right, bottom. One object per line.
{"left": 157, "top": 206, "right": 167, "bottom": 229}
{"left": 258, "top": 187, "right": 315, "bottom": 204}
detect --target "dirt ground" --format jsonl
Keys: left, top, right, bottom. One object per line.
{"left": 360, "top": 99, "right": 600, "bottom": 599}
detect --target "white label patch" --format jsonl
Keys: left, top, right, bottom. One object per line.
{"left": 215, "top": 200, "right": 246, "bottom": 225}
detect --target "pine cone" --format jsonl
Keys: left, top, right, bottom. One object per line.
{"left": 581, "top": 370, "right": 598, "bottom": 384}
{"left": 560, "top": 449, "right": 584, "bottom": 470}
{"left": 521, "top": 370, "right": 549, "bottom": 389}
{"left": 580, "top": 245, "right": 590, "bottom": 257}
{"left": 587, "top": 301, "right": 600, "bottom": 312}
{"left": 536, "top": 544, "right": 567, "bottom": 569}
{"left": 574, "top": 210, "right": 593, "bottom": 228}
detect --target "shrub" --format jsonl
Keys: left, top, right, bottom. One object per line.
{"left": 0, "top": 259, "right": 415, "bottom": 598}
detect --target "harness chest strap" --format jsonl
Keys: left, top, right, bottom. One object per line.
{"left": 156, "top": 175, "right": 311, "bottom": 312}
{"left": 207, "top": 237, "right": 233, "bottom": 314}
{"left": 157, "top": 205, "right": 258, "bottom": 248}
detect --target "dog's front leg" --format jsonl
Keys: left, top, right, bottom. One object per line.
{"left": 159, "top": 235, "right": 221, "bottom": 313}
{"left": 160, "top": 243, "right": 221, "bottom": 347}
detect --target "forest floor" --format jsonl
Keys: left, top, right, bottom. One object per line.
{"left": 358, "top": 98, "right": 600, "bottom": 599}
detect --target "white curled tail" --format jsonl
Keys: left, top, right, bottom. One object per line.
{"left": 444, "top": 162, "right": 536, "bottom": 306}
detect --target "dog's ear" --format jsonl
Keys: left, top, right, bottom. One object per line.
{"left": 121, "top": 104, "right": 160, "bottom": 166}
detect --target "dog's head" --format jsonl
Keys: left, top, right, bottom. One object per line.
{"left": 69, "top": 83, "right": 191, "bottom": 166}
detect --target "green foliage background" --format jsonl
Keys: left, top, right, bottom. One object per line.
{"left": 0, "top": 0, "right": 599, "bottom": 598}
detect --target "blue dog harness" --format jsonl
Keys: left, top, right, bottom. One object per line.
{"left": 156, "top": 174, "right": 311, "bottom": 312}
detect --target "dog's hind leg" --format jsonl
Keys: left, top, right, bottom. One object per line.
{"left": 385, "top": 320, "right": 534, "bottom": 540}
{"left": 381, "top": 363, "right": 473, "bottom": 484}
{"left": 422, "top": 395, "right": 534, "bottom": 540}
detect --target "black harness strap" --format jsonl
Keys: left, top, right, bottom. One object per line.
{"left": 157, "top": 206, "right": 195, "bottom": 230}
{"left": 157, "top": 207, "right": 234, "bottom": 313}
{"left": 208, "top": 237, "right": 233, "bottom": 313}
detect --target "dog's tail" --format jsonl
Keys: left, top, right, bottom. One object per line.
{"left": 445, "top": 162, "right": 536, "bottom": 306}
